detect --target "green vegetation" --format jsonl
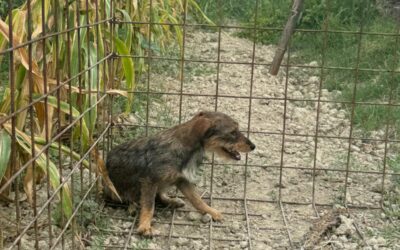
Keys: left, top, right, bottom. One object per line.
{"left": 385, "top": 154, "right": 400, "bottom": 219}
{"left": 0, "top": 0, "right": 25, "bottom": 18}
{"left": 198, "top": 0, "right": 400, "bottom": 231}
{"left": 0, "top": 0, "right": 210, "bottom": 229}
{"left": 198, "top": 0, "right": 400, "bottom": 136}
{"left": 0, "top": 0, "right": 399, "bottom": 244}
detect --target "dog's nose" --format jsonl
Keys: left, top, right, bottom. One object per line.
{"left": 246, "top": 139, "right": 256, "bottom": 150}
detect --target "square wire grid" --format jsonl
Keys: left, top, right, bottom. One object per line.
{"left": 0, "top": 0, "right": 399, "bottom": 249}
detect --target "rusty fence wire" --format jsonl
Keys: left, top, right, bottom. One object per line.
{"left": 0, "top": 0, "right": 399, "bottom": 249}
{"left": 0, "top": 0, "right": 114, "bottom": 248}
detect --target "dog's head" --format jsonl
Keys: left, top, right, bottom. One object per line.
{"left": 191, "top": 111, "right": 256, "bottom": 161}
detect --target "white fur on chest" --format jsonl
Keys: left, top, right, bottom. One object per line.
{"left": 182, "top": 150, "right": 204, "bottom": 183}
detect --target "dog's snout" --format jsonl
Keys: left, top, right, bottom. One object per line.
{"left": 247, "top": 139, "right": 256, "bottom": 150}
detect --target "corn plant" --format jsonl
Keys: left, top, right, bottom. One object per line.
{"left": 0, "top": 0, "right": 211, "bottom": 223}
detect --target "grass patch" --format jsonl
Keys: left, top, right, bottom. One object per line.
{"left": 198, "top": 0, "right": 400, "bottom": 136}
{"left": 384, "top": 155, "right": 400, "bottom": 219}
{"left": 197, "top": 0, "right": 400, "bottom": 229}
{"left": 0, "top": 0, "right": 25, "bottom": 18}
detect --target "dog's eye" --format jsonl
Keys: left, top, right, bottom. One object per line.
{"left": 230, "top": 131, "right": 237, "bottom": 136}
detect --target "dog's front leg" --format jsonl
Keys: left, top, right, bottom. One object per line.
{"left": 177, "top": 179, "right": 223, "bottom": 221}
{"left": 137, "top": 180, "right": 158, "bottom": 236}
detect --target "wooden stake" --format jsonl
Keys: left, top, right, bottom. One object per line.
{"left": 269, "top": 0, "right": 305, "bottom": 75}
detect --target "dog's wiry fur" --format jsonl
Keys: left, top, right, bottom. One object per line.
{"left": 105, "top": 111, "right": 256, "bottom": 236}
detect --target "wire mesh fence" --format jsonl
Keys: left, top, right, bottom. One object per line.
{"left": 0, "top": 0, "right": 399, "bottom": 249}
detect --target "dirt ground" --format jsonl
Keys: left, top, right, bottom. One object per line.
{"left": 99, "top": 29, "right": 399, "bottom": 249}
{"left": 1, "top": 29, "right": 399, "bottom": 249}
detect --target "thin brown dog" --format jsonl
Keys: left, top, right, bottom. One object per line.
{"left": 104, "top": 111, "right": 256, "bottom": 236}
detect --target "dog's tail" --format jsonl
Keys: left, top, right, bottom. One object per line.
{"left": 91, "top": 146, "right": 122, "bottom": 202}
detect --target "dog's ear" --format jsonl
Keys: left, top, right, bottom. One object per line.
{"left": 195, "top": 111, "right": 205, "bottom": 117}
{"left": 192, "top": 116, "right": 214, "bottom": 139}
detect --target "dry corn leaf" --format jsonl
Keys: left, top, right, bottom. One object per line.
{"left": 0, "top": 19, "right": 55, "bottom": 94}
{"left": 62, "top": 85, "right": 129, "bottom": 97}
{"left": 23, "top": 165, "right": 34, "bottom": 206}
{"left": 3, "top": 124, "right": 73, "bottom": 219}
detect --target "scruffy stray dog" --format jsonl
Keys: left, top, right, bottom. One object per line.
{"left": 105, "top": 111, "right": 256, "bottom": 236}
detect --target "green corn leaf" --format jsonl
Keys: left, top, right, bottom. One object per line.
{"left": 3, "top": 125, "right": 73, "bottom": 220}
{"left": 187, "top": 0, "right": 215, "bottom": 26}
{"left": 81, "top": 43, "right": 98, "bottom": 136}
{"left": 140, "top": 39, "right": 161, "bottom": 54}
{"left": 105, "top": 0, "right": 111, "bottom": 18}
{"left": 135, "top": 32, "right": 145, "bottom": 74}
{"left": 88, "top": 44, "right": 98, "bottom": 136}
{"left": 117, "top": 9, "right": 133, "bottom": 52}
{"left": 0, "top": 30, "right": 6, "bottom": 67}
{"left": 96, "top": 25, "right": 105, "bottom": 90}
{"left": 0, "top": 129, "right": 11, "bottom": 183}
{"left": 114, "top": 36, "right": 135, "bottom": 113}
{"left": 71, "top": 15, "right": 88, "bottom": 88}
{"left": 164, "top": 13, "right": 183, "bottom": 52}
{"left": 15, "top": 66, "right": 27, "bottom": 92}
{"left": 0, "top": 88, "right": 12, "bottom": 114}
{"left": 32, "top": 94, "right": 90, "bottom": 151}
{"left": 34, "top": 137, "right": 90, "bottom": 169}
{"left": 30, "top": 0, "right": 51, "bottom": 38}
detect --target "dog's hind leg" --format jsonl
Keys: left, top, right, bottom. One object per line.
{"left": 177, "top": 179, "right": 223, "bottom": 221}
{"left": 137, "top": 181, "right": 158, "bottom": 236}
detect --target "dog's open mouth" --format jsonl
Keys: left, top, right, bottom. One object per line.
{"left": 222, "top": 147, "right": 241, "bottom": 161}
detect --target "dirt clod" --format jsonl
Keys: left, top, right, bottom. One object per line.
{"left": 240, "top": 240, "right": 248, "bottom": 249}
{"left": 187, "top": 211, "right": 202, "bottom": 221}
{"left": 335, "top": 215, "right": 354, "bottom": 236}
{"left": 201, "top": 214, "right": 212, "bottom": 223}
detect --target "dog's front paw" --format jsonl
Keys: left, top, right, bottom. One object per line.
{"left": 137, "top": 225, "right": 156, "bottom": 237}
{"left": 210, "top": 210, "right": 223, "bottom": 222}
